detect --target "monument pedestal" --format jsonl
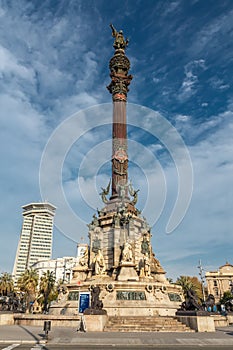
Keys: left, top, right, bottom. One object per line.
{"left": 117, "top": 262, "right": 139, "bottom": 281}
{"left": 72, "top": 267, "right": 88, "bottom": 283}
{"left": 83, "top": 314, "right": 108, "bottom": 332}
{"left": 176, "top": 311, "right": 216, "bottom": 332}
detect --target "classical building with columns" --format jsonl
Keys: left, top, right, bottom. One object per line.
{"left": 205, "top": 262, "right": 233, "bottom": 302}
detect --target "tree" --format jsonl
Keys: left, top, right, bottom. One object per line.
{"left": 176, "top": 275, "right": 204, "bottom": 302}
{"left": 0, "top": 272, "right": 14, "bottom": 296}
{"left": 17, "top": 269, "right": 39, "bottom": 313}
{"left": 220, "top": 291, "right": 233, "bottom": 311}
{"left": 38, "top": 270, "right": 56, "bottom": 313}
{"left": 189, "top": 276, "right": 205, "bottom": 301}
{"left": 167, "top": 277, "right": 173, "bottom": 284}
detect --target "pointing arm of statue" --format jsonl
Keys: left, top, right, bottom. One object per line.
{"left": 110, "top": 24, "right": 117, "bottom": 37}
{"left": 109, "top": 24, "right": 128, "bottom": 50}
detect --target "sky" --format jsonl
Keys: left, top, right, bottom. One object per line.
{"left": 0, "top": 0, "right": 233, "bottom": 281}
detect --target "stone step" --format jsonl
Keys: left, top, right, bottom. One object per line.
{"left": 108, "top": 319, "right": 184, "bottom": 324}
{"left": 105, "top": 324, "right": 190, "bottom": 330}
{"left": 108, "top": 316, "right": 181, "bottom": 321}
{"left": 107, "top": 321, "right": 186, "bottom": 327}
{"left": 104, "top": 328, "right": 193, "bottom": 332}
{"left": 104, "top": 326, "right": 193, "bottom": 332}
{"left": 107, "top": 319, "right": 188, "bottom": 326}
{"left": 105, "top": 321, "right": 189, "bottom": 327}
{"left": 104, "top": 316, "right": 194, "bottom": 332}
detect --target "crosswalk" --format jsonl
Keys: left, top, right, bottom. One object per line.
{"left": 30, "top": 345, "right": 45, "bottom": 350}
{"left": 1, "top": 345, "right": 45, "bottom": 350}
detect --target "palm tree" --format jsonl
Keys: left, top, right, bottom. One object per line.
{"left": 176, "top": 275, "right": 203, "bottom": 303}
{"left": 176, "top": 276, "right": 194, "bottom": 295}
{"left": 39, "top": 270, "right": 56, "bottom": 313}
{"left": 17, "top": 269, "right": 39, "bottom": 313}
{"left": 0, "top": 272, "right": 14, "bottom": 296}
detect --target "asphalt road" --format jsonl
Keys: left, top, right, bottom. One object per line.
{"left": 1, "top": 345, "right": 233, "bottom": 350}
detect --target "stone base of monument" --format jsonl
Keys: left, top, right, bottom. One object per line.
{"left": 0, "top": 313, "right": 14, "bottom": 325}
{"left": 117, "top": 262, "right": 139, "bottom": 281}
{"left": 176, "top": 310, "right": 209, "bottom": 316}
{"left": 49, "top": 278, "right": 185, "bottom": 319}
{"left": 84, "top": 308, "right": 107, "bottom": 315}
{"left": 83, "top": 314, "right": 108, "bottom": 332}
{"left": 49, "top": 299, "right": 80, "bottom": 316}
{"left": 213, "top": 314, "right": 229, "bottom": 327}
{"left": 176, "top": 311, "right": 215, "bottom": 332}
{"left": 72, "top": 268, "right": 88, "bottom": 282}
{"left": 227, "top": 313, "right": 233, "bottom": 325}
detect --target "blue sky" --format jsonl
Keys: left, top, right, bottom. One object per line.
{"left": 0, "top": 0, "right": 233, "bottom": 280}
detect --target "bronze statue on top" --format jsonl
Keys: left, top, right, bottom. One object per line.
{"left": 110, "top": 24, "right": 129, "bottom": 50}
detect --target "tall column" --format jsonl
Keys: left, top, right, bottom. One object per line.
{"left": 107, "top": 25, "right": 133, "bottom": 198}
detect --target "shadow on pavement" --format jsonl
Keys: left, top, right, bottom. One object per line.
{"left": 216, "top": 327, "right": 233, "bottom": 336}
{"left": 19, "top": 325, "right": 48, "bottom": 345}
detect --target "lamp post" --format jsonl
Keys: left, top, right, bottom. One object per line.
{"left": 198, "top": 259, "right": 206, "bottom": 303}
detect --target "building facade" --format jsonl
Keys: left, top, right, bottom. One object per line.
{"left": 205, "top": 262, "right": 233, "bottom": 302}
{"left": 31, "top": 257, "right": 77, "bottom": 284}
{"left": 12, "top": 202, "right": 56, "bottom": 281}
{"left": 31, "top": 244, "right": 88, "bottom": 284}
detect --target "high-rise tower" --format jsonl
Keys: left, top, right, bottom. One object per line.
{"left": 13, "top": 202, "right": 56, "bottom": 281}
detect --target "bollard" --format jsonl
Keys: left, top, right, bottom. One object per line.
{"left": 43, "top": 320, "right": 51, "bottom": 340}
{"left": 77, "top": 315, "right": 86, "bottom": 332}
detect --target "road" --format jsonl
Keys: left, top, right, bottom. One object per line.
{"left": 1, "top": 345, "right": 233, "bottom": 350}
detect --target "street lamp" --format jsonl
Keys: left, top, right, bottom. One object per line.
{"left": 197, "top": 259, "right": 206, "bottom": 303}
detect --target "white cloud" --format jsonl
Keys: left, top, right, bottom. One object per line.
{"left": 0, "top": 45, "right": 34, "bottom": 81}
{"left": 189, "top": 8, "right": 233, "bottom": 57}
{"left": 152, "top": 76, "right": 160, "bottom": 84}
{"left": 0, "top": 3, "right": 106, "bottom": 261}
{"left": 149, "top": 107, "right": 233, "bottom": 278}
{"left": 177, "top": 59, "right": 206, "bottom": 101}
{"left": 175, "top": 114, "right": 190, "bottom": 122}
{"left": 209, "top": 77, "right": 230, "bottom": 91}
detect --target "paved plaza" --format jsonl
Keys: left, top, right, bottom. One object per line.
{"left": 0, "top": 324, "right": 233, "bottom": 347}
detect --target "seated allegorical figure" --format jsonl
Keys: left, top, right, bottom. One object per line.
{"left": 122, "top": 241, "right": 133, "bottom": 262}
{"left": 93, "top": 250, "right": 106, "bottom": 275}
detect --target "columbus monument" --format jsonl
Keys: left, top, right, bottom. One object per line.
{"left": 51, "top": 26, "right": 185, "bottom": 328}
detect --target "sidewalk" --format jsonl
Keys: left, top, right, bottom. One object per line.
{"left": 0, "top": 325, "right": 233, "bottom": 346}
{"left": 0, "top": 325, "right": 44, "bottom": 344}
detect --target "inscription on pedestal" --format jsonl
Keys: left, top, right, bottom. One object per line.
{"left": 116, "top": 291, "right": 146, "bottom": 300}
{"left": 68, "top": 291, "right": 79, "bottom": 301}
{"left": 168, "top": 293, "right": 182, "bottom": 302}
